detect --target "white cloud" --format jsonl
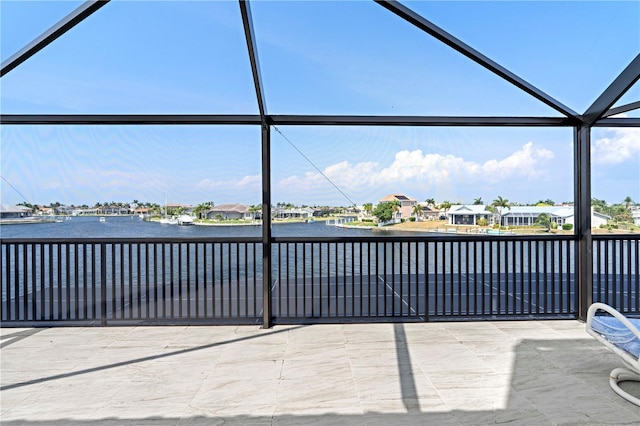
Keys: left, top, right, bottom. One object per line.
{"left": 278, "top": 161, "right": 379, "bottom": 190}
{"left": 592, "top": 127, "right": 640, "bottom": 164}
{"left": 481, "top": 142, "right": 554, "bottom": 181}
{"left": 277, "top": 142, "right": 555, "bottom": 195}
{"left": 196, "top": 174, "right": 262, "bottom": 190}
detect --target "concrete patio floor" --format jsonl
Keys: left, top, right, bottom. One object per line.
{"left": 1, "top": 321, "right": 639, "bottom": 425}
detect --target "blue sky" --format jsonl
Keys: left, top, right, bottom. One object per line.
{"left": 1, "top": 1, "right": 639, "bottom": 208}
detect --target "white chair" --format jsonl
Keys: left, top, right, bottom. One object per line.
{"left": 586, "top": 302, "right": 640, "bottom": 406}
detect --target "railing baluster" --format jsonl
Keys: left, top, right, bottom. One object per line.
{"left": 82, "top": 243, "right": 88, "bottom": 320}
{"left": 434, "top": 240, "right": 440, "bottom": 317}
{"left": 73, "top": 243, "right": 78, "bottom": 320}
{"left": 235, "top": 242, "right": 240, "bottom": 318}
{"left": 244, "top": 243, "right": 249, "bottom": 318}
{"left": 40, "top": 244, "right": 46, "bottom": 320}
{"left": 449, "top": 241, "right": 454, "bottom": 316}
{"left": 100, "top": 243, "right": 107, "bottom": 326}
{"left": 145, "top": 243, "right": 150, "bottom": 319}
{"left": 464, "top": 241, "right": 469, "bottom": 317}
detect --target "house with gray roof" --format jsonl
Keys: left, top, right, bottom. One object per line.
{"left": 446, "top": 205, "right": 610, "bottom": 228}
{"left": 0, "top": 204, "right": 33, "bottom": 219}
{"left": 446, "top": 204, "right": 494, "bottom": 225}
{"left": 205, "top": 203, "right": 253, "bottom": 220}
{"left": 500, "top": 206, "right": 609, "bottom": 228}
{"left": 275, "top": 207, "right": 314, "bottom": 219}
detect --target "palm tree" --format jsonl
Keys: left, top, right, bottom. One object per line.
{"left": 391, "top": 200, "right": 401, "bottom": 221}
{"left": 439, "top": 200, "right": 451, "bottom": 213}
{"left": 623, "top": 196, "right": 634, "bottom": 210}
{"left": 363, "top": 203, "right": 373, "bottom": 216}
{"left": 492, "top": 196, "right": 511, "bottom": 227}
{"left": 248, "top": 204, "right": 262, "bottom": 220}
{"left": 535, "top": 213, "right": 552, "bottom": 231}
{"left": 473, "top": 197, "right": 483, "bottom": 205}
{"left": 424, "top": 198, "right": 435, "bottom": 207}
{"left": 438, "top": 201, "right": 452, "bottom": 222}
{"left": 193, "top": 203, "right": 210, "bottom": 220}
{"left": 412, "top": 204, "right": 423, "bottom": 220}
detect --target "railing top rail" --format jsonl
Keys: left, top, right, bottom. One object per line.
{"left": 273, "top": 235, "right": 576, "bottom": 243}
{"left": 0, "top": 237, "right": 263, "bottom": 244}
{"left": 2, "top": 234, "right": 636, "bottom": 245}
{"left": 592, "top": 234, "right": 640, "bottom": 241}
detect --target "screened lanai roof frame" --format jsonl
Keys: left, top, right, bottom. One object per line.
{"left": 1, "top": 0, "right": 638, "bottom": 126}
{"left": 1, "top": 0, "right": 639, "bottom": 324}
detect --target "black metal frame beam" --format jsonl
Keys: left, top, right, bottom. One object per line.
{"left": 574, "top": 127, "right": 592, "bottom": 321}
{"left": 239, "top": 0, "right": 268, "bottom": 122}
{"left": 583, "top": 54, "right": 640, "bottom": 126}
{"left": 592, "top": 117, "right": 640, "bottom": 127}
{"left": 0, "top": 0, "right": 110, "bottom": 77}
{"left": 374, "top": 0, "right": 581, "bottom": 122}
{"left": 0, "top": 115, "right": 261, "bottom": 125}
{"left": 0, "top": 114, "right": 572, "bottom": 127}
{"left": 601, "top": 101, "right": 640, "bottom": 118}
{"left": 270, "top": 115, "right": 572, "bottom": 127}
{"left": 239, "top": 0, "right": 273, "bottom": 328}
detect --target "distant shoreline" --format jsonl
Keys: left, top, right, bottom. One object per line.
{"left": 0, "top": 218, "right": 61, "bottom": 225}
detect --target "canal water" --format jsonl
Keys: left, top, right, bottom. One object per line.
{"left": 0, "top": 216, "right": 385, "bottom": 239}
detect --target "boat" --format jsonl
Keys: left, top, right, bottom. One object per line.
{"left": 159, "top": 217, "right": 178, "bottom": 225}
{"left": 178, "top": 215, "right": 194, "bottom": 226}
{"left": 99, "top": 217, "right": 106, "bottom": 222}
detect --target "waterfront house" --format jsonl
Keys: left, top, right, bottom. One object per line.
{"left": 379, "top": 194, "right": 419, "bottom": 220}
{"left": 134, "top": 207, "right": 150, "bottom": 217}
{"left": 446, "top": 204, "right": 494, "bottom": 225}
{"left": 275, "top": 207, "right": 314, "bottom": 219}
{"left": 205, "top": 203, "right": 252, "bottom": 220}
{"left": 312, "top": 206, "right": 341, "bottom": 217}
{"left": 36, "top": 206, "right": 53, "bottom": 216}
{"left": 632, "top": 208, "right": 640, "bottom": 226}
{"left": 55, "top": 205, "right": 75, "bottom": 215}
{"left": 164, "top": 203, "right": 193, "bottom": 216}
{"left": 0, "top": 204, "right": 32, "bottom": 219}
{"left": 418, "top": 203, "right": 440, "bottom": 220}
{"left": 500, "top": 206, "right": 609, "bottom": 228}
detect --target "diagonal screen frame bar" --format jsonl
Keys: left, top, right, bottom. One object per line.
{"left": 239, "top": 0, "right": 268, "bottom": 121}
{"left": 583, "top": 54, "right": 640, "bottom": 126}
{"left": 601, "top": 101, "right": 640, "bottom": 119}
{"left": 0, "top": 0, "right": 110, "bottom": 78}
{"left": 374, "top": 0, "right": 581, "bottom": 122}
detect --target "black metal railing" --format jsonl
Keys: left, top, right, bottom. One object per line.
{"left": 593, "top": 235, "right": 640, "bottom": 314}
{"left": 1, "top": 238, "right": 263, "bottom": 325}
{"left": 1, "top": 235, "right": 638, "bottom": 326}
{"left": 271, "top": 236, "right": 577, "bottom": 322}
